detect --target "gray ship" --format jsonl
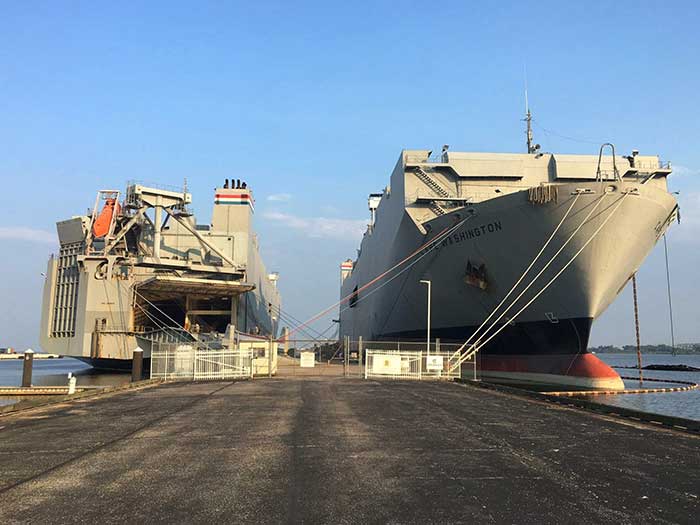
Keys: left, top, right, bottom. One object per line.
{"left": 39, "top": 181, "right": 280, "bottom": 369}
{"left": 340, "top": 133, "right": 678, "bottom": 389}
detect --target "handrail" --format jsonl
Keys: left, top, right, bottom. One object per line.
{"left": 405, "top": 154, "right": 447, "bottom": 164}
{"left": 595, "top": 143, "right": 621, "bottom": 182}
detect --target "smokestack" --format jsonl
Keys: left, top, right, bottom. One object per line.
{"left": 340, "top": 259, "right": 353, "bottom": 283}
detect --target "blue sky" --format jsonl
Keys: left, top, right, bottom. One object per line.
{"left": 1, "top": 1, "right": 699, "bottom": 349}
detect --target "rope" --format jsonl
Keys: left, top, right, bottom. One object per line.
{"left": 284, "top": 214, "right": 473, "bottom": 339}
{"left": 339, "top": 213, "right": 478, "bottom": 318}
{"left": 273, "top": 305, "right": 329, "bottom": 340}
{"left": 133, "top": 302, "right": 193, "bottom": 343}
{"left": 133, "top": 290, "right": 216, "bottom": 351}
{"left": 449, "top": 193, "right": 582, "bottom": 362}
{"left": 274, "top": 306, "right": 336, "bottom": 344}
{"left": 632, "top": 274, "right": 643, "bottom": 382}
{"left": 456, "top": 191, "right": 630, "bottom": 370}
{"left": 663, "top": 234, "right": 677, "bottom": 356}
{"left": 531, "top": 119, "right": 602, "bottom": 146}
{"left": 465, "top": 191, "right": 608, "bottom": 355}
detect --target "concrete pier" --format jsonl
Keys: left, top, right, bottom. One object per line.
{"left": 0, "top": 378, "right": 698, "bottom": 523}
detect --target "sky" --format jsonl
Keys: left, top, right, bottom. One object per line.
{"left": 0, "top": 1, "right": 699, "bottom": 350}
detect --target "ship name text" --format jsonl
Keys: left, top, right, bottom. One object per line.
{"left": 431, "top": 220, "right": 503, "bottom": 253}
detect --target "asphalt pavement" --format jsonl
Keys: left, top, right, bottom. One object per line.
{"left": 0, "top": 377, "right": 698, "bottom": 524}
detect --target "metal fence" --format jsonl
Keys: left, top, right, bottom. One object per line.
{"left": 361, "top": 340, "right": 477, "bottom": 380}
{"left": 364, "top": 350, "right": 465, "bottom": 380}
{"left": 150, "top": 343, "right": 254, "bottom": 381}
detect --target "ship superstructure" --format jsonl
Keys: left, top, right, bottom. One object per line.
{"left": 340, "top": 145, "right": 678, "bottom": 389}
{"left": 40, "top": 180, "right": 280, "bottom": 368}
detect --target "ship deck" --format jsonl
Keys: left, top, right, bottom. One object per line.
{"left": 1, "top": 378, "right": 697, "bottom": 523}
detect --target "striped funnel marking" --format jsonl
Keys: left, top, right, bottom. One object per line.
{"left": 214, "top": 193, "right": 255, "bottom": 212}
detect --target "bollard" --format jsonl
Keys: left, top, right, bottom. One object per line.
{"left": 22, "top": 349, "right": 34, "bottom": 387}
{"left": 132, "top": 347, "right": 144, "bottom": 382}
{"left": 67, "top": 373, "right": 77, "bottom": 394}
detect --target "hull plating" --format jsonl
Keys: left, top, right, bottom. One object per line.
{"left": 341, "top": 181, "right": 677, "bottom": 390}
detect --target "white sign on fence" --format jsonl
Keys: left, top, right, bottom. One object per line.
{"left": 364, "top": 350, "right": 463, "bottom": 381}
{"left": 300, "top": 351, "right": 316, "bottom": 368}
{"left": 426, "top": 355, "right": 444, "bottom": 372}
{"left": 371, "top": 354, "right": 402, "bottom": 375}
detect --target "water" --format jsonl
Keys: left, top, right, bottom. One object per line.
{"left": 0, "top": 357, "right": 130, "bottom": 407}
{"left": 589, "top": 353, "right": 700, "bottom": 422}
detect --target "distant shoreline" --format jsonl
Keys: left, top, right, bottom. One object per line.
{"left": 591, "top": 349, "right": 700, "bottom": 355}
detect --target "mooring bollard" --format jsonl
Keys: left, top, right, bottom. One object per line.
{"left": 132, "top": 347, "right": 143, "bottom": 382}
{"left": 67, "top": 372, "right": 77, "bottom": 394}
{"left": 22, "top": 349, "right": 34, "bottom": 387}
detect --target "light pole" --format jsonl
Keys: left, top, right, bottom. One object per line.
{"left": 420, "top": 280, "right": 431, "bottom": 356}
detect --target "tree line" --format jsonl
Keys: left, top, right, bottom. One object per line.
{"left": 589, "top": 344, "right": 700, "bottom": 354}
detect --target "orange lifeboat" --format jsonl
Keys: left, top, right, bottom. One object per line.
{"left": 92, "top": 198, "right": 121, "bottom": 238}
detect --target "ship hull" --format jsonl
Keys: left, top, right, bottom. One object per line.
{"left": 384, "top": 317, "right": 622, "bottom": 390}
{"left": 74, "top": 356, "right": 148, "bottom": 372}
{"left": 341, "top": 180, "right": 677, "bottom": 390}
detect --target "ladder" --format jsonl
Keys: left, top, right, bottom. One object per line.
{"left": 428, "top": 202, "right": 447, "bottom": 216}
{"left": 414, "top": 167, "right": 453, "bottom": 198}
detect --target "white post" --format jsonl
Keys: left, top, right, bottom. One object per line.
{"left": 67, "top": 373, "right": 76, "bottom": 395}
{"left": 420, "top": 280, "right": 431, "bottom": 357}
{"left": 357, "top": 335, "right": 363, "bottom": 377}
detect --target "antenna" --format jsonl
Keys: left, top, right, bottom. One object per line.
{"left": 523, "top": 66, "right": 538, "bottom": 154}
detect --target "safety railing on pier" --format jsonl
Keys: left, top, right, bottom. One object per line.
{"left": 275, "top": 338, "right": 477, "bottom": 380}
{"left": 150, "top": 343, "right": 254, "bottom": 381}
{"left": 364, "top": 348, "right": 470, "bottom": 381}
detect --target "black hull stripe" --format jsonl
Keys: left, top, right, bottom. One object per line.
{"left": 378, "top": 317, "right": 593, "bottom": 356}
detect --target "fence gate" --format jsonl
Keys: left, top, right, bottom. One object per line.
{"left": 150, "top": 344, "right": 254, "bottom": 381}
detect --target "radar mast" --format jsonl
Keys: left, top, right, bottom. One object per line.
{"left": 523, "top": 74, "right": 539, "bottom": 154}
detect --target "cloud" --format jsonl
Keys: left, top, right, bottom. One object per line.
{"left": 267, "top": 193, "right": 293, "bottom": 202}
{"left": 671, "top": 165, "right": 699, "bottom": 177}
{"left": 320, "top": 204, "right": 339, "bottom": 214}
{"left": 0, "top": 227, "right": 56, "bottom": 244}
{"left": 263, "top": 211, "right": 367, "bottom": 240}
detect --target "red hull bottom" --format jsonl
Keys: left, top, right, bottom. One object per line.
{"left": 477, "top": 353, "right": 624, "bottom": 390}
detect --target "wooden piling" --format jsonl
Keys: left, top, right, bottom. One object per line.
{"left": 21, "top": 350, "right": 34, "bottom": 387}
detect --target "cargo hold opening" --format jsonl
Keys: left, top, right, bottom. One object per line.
{"left": 133, "top": 275, "right": 255, "bottom": 336}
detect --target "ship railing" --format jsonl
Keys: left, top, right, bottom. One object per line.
{"left": 135, "top": 327, "right": 195, "bottom": 345}
{"left": 405, "top": 154, "right": 447, "bottom": 165}
{"left": 126, "top": 179, "right": 187, "bottom": 194}
{"left": 631, "top": 160, "right": 671, "bottom": 171}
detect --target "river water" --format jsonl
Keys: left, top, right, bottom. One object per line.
{"left": 589, "top": 353, "right": 700, "bottom": 422}
{"left": 1, "top": 353, "right": 698, "bottom": 421}
{"left": 0, "top": 357, "right": 130, "bottom": 407}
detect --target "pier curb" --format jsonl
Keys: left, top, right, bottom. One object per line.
{"left": 455, "top": 379, "right": 700, "bottom": 435}
{"left": 0, "top": 379, "right": 164, "bottom": 417}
